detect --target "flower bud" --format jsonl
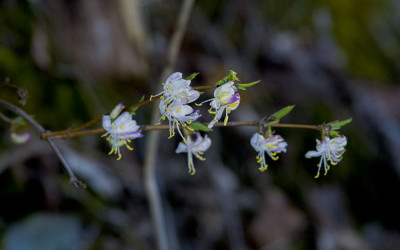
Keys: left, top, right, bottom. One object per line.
{"left": 110, "top": 102, "right": 124, "bottom": 119}
{"left": 10, "top": 132, "right": 31, "bottom": 144}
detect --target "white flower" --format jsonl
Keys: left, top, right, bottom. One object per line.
{"left": 152, "top": 72, "right": 200, "bottom": 106}
{"left": 175, "top": 133, "right": 212, "bottom": 175}
{"left": 250, "top": 133, "right": 288, "bottom": 172}
{"left": 102, "top": 111, "right": 143, "bottom": 160}
{"left": 154, "top": 72, "right": 201, "bottom": 139}
{"left": 305, "top": 135, "right": 347, "bottom": 178}
{"left": 198, "top": 81, "right": 240, "bottom": 128}
{"left": 159, "top": 102, "right": 201, "bottom": 139}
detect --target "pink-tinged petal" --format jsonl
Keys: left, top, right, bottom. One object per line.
{"left": 10, "top": 132, "right": 31, "bottom": 144}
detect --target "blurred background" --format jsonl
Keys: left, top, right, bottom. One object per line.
{"left": 1, "top": 0, "right": 400, "bottom": 249}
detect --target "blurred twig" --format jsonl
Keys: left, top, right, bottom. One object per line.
{"left": 0, "top": 99, "right": 85, "bottom": 187}
{"left": 143, "top": 0, "right": 195, "bottom": 249}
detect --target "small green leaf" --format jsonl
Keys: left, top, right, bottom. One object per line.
{"left": 216, "top": 70, "right": 240, "bottom": 86}
{"left": 189, "top": 122, "right": 212, "bottom": 132}
{"left": 186, "top": 72, "right": 199, "bottom": 80}
{"left": 236, "top": 80, "right": 261, "bottom": 89}
{"left": 138, "top": 95, "right": 145, "bottom": 103}
{"left": 236, "top": 85, "right": 246, "bottom": 90}
{"left": 129, "top": 95, "right": 145, "bottom": 115}
{"left": 329, "top": 130, "right": 340, "bottom": 137}
{"left": 263, "top": 105, "right": 295, "bottom": 126}
{"left": 329, "top": 118, "right": 352, "bottom": 130}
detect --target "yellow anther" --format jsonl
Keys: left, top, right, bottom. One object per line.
{"left": 270, "top": 151, "right": 277, "bottom": 156}
{"left": 271, "top": 155, "right": 279, "bottom": 161}
{"left": 186, "top": 126, "right": 194, "bottom": 131}
{"left": 259, "top": 165, "right": 268, "bottom": 172}
{"left": 198, "top": 151, "right": 204, "bottom": 155}
{"left": 208, "top": 110, "right": 216, "bottom": 114}
{"left": 106, "top": 138, "right": 110, "bottom": 141}
{"left": 168, "top": 89, "right": 173, "bottom": 93}
{"left": 214, "top": 117, "right": 218, "bottom": 122}
{"left": 314, "top": 172, "right": 320, "bottom": 178}
{"left": 190, "top": 168, "right": 196, "bottom": 175}
{"left": 331, "top": 161, "right": 338, "bottom": 165}
{"left": 150, "top": 95, "right": 153, "bottom": 101}
{"left": 117, "top": 154, "right": 122, "bottom": 160}
{"left": 126, "top": 145, "right": 134, "bottom": 151}
{"left": 257, "top": 157, "right": 263, "bottom": 163}
{"left": 195, "top": 103, "right": 202, "bottom": 106}
{"left": 224, "top": 115, "right": 229, "bottom": 125}
{"left": 198, "top": 156, "right": 206, "bottom": 161}
{"left": 127, "top": 139, "right": 131, "bottom": 143}
{"left": 101, "top": 134, "right": 107, "bottom": 137}
{"left": 160, "top": 96, "right": 164, "bottom": 100}
{"left": 187, "top": 120, "right": 192, "bottom": 124}
{"left": 162, "top": 117, "right": 166, "bottom": 120}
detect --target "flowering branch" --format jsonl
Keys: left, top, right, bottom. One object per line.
{"left": 41, "top": 121, "right": 319, "bottom": 140}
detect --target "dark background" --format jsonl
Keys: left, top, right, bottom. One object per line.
{"left": 1, "top": 0, "right": 400, "bottom": 249}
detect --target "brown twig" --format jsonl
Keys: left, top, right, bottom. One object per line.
{"left": 43, "top": 122, "right": 319, "bottom": 140}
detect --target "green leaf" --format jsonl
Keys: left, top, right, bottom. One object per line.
{"left": 216, "top": 70, "right": 239, "bottom": 86}
{"left": 329, "top": 130, "right": 340, "bottom": 137}
{"left": 236, "top": 80, "right": 261, "bottom": 90}
{"left": 188, "top": 122, "right": 212, "bottom": 132}
{"left": 129, "top": 95, "right": 145, "bottom": 115}
{"left": 329, "top": 118, "right": 352, "bottom": 130}
{"left": 186, "top": 72, "right": 199, "bottom": 80}
{"left": 264, "top": 105, "right": 295, "bottom": 126}
{"left": 138, "top": 95, "right": 145, "bottom": 103}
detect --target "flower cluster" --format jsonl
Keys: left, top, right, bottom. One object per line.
{"left": 98, "top": 71, "right": 349, "bottom": 178}
{"left": 250, "top": 133, "right": 288, "bottom": 171}
{"left": 305, "top": 135, "right": 347, "bottom": 178}
{"left": 102, "top": 111, "right": 143, "bottom": 160}
{"left": 156, "top": 72, "right": 201, "bottom": 139}
{"left": 175, "top": 132, "right": 212, "bottom": 175}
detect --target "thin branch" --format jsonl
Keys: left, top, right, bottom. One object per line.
{"left": 0, "top": 112, "right": 14, "bottom": 124}
{"left": 0, "top": 99, "right": 85, "bottom": 187}
{"left": 43, "top": 122, "right": 320, "bottom": 140}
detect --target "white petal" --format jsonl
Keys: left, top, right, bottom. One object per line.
{"left": 113, "top": 112, "right": 131, "bottom": 126}
{"left": 250, "top": 133, "right": 263, "bottom": 152}
{"left": 102, "top": 115, "right": 112, "bottom": 131}
{"left": 305, "top": 150, "right": 321, "bottom": 158}
{"left": 165, "top": 72, "right": 182, "bottom": 85}
{"left": 175, "top": 142, "right": 188, "bottom": 153}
